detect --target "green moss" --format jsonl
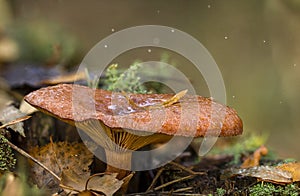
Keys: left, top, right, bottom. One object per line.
{"left": 216, "top": 188, "right": 226, "bottom": 196}
{"left": 0, "top": 134, "right": 16, "bottom": 172}
{"left": 278, "top": 158, "right": 297, "bottom": 165}
{"left": 103, "top": 63, "right": 148, "bottom": 94}
{"left": 249, "top": 182, "right": 299, "bottom": 196}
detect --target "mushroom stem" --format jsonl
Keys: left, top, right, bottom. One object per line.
{"left": 105, "top": 150, "right": 132, "bottom": 179}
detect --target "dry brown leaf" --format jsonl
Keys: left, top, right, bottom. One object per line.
{"left": 87, "top": 173, "right": 123, "bottom": 196}
{"left": 241, "top": 145, "right": 268, "bottom": 168}
{"left": 277, "top": 162, "right": 300, "bottom": 182}
{"left": 61, "top": 170, "right": 123, "bottom": 196}
{"left": 30, "top": 141, "right": 93, "bottom": 193}
{"left": 232, "top": 166, "right": 293, "bottom": 184}
{"left": 60, "top": 169, "right": 90, "bottom": 194}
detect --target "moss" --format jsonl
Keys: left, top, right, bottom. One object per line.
{"left": 249, "top": 182, "right": 299, "bottom": 196}
{"left": 0, "top": 134, "right": 16, "bottom": 172}
{"left": 103, "top": 63, "right": 148, "bottom": 94}
{"left": 216, "top": 187, "right": 226, "bottom": 196}
{"left": 277, "top": 158, "right": 297, "bottom": 165}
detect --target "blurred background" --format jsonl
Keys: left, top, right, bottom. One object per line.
{"left": 0, "top": 0, "right": 299, "bottom": 159}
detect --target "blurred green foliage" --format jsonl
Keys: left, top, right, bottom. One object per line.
{"left": 209, "top": 133, "right": 272, "bottom": 164}
{"left": 9, "top": 21, "right": 79, "bottom": 65}
{"left": 0, "top": 172, "right": 45, "bottom": 195}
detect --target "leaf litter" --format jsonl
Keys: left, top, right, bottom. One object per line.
{"left": 230, "top": 145, "right": 300, "bottom": 184}
{"left": 29, "top": 140, "right": 123, "bottom": 195}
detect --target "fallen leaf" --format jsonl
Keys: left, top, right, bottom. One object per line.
{"left": 61, "top": 170, "right": 123, "bottom": 196}
{"left": 87, "top": 173, "right": 123, "bottom": 195}
{"left": 277, "top": 162, "right": 300, "bottom": 182}
{"left": 232, "top": 166, "right": 293, "bottom": 184}
{"left": 0, "top": 105, "right": 27, "bottom": 137}
{"left": 60, "top": 169, "right": 89, "bottom": 194}
{"left": 30, "top": 141, "right": 94, "bottom": 193}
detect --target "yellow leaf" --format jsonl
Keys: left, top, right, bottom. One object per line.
{"left": 277, "top": 162, "right": 300, "bottom": 182}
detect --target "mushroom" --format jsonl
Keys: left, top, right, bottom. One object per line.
{"left": 24, "top": 84, "right": 243, "bottom": 179}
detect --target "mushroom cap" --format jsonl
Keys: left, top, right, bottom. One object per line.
{"left": 24, "top": 84, "right": 243, "bottom": 137}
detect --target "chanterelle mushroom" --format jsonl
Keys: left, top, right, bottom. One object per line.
{"left": 24, "top": 84, "right": 243, "bottom": 179}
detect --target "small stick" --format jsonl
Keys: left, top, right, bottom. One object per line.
{"left": 0, "top": 116, "right": 31, "bottom": 129}
{"left": 146, "top": 167, "right": 165, "bottom": 192}
{"left": 5, "top": 138, "right": 61, "bottom": 182}
{"left": 169, "top": 161, "right": 205, "bottom": 176}
{"left": 153, "top": 175, "right": 195, "bottom": 191}
{"left": 173, "top": 187, "right": 193, "bottom": 193}
{"left": 1, "top": 116, "right": 61, "bottom": 182}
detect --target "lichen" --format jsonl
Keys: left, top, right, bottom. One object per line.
{"left": 0, "top": 134, "right": 16, "bottom": 172}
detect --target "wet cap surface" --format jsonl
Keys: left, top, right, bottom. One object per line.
{"left": 25, "top": 84, "right": 243, "bottom": 137}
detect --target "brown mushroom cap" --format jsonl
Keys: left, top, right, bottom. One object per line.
{"left": 24, "top": 84, "right": 243, "bottom": 137}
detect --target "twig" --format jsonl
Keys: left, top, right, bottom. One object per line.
{"left": 0, "top": 115, "right": 60, "bottom": 181}
{"left": 169, "top": 161, "right": 206, "bottom": 176}
{"left": 146, "top": 167, "right": 165, "bottom": 192}
{"left": 173, "top": 187, "right": 194, "bottom": 193}
{"left": 154, "top": 175, "right": 195, "bottom": 191}
{"left": 5, "top": 138, "right": 61, "bottom": 182}
{"left": 0, "top": 116, "right": 31, "bottom": 129}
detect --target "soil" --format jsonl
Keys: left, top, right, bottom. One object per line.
{"left": 126, "top": 154, "right": 258, "bottom": 195}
